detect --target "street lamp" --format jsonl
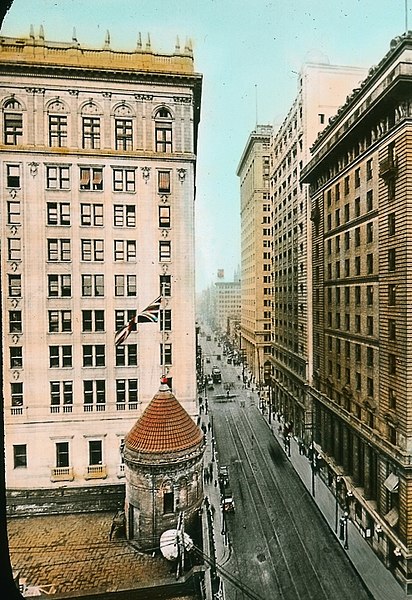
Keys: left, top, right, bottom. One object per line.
{"left": 339, "top": 511, "right": 349, "bottom": 550}
{"left": 335, "top": 476, "right": 341, "bottom": 533}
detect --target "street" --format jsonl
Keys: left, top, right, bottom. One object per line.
{"left": 201, "top": 334, "right": 372, "bottom": 600}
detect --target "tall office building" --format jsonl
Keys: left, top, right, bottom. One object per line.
{"left": 1, "top": 29, "right": 202, "bottom": 508}
{"left": 302, "top": 33, "right": 412, "bottom": 590}
{"left": 237, "top": 125, "right": 273, "bottom": 383}
{"left": 270, "top": 61, "right": 366, "bottom": 440}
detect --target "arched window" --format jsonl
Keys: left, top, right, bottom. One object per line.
{"left": 154, "top": 108, "right": 173, "bottom": 153}
{"left": 3, "top": 98, "right": 23, "bottom": 145}
{"left": 114, "top": 104, "right": 134, "bottom": 151}
{"left": 48, "top": 100, "right": 68, "bottom": 148}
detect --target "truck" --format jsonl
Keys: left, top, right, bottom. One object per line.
{"left": 211, "top": 366, "right": 222, "bottom": 384}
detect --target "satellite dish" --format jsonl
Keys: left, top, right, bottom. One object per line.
{"left": 160, "top": 529, "right": 194, "bottom": 561}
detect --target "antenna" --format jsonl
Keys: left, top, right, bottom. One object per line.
{"left": 406, "top": 0, "right": 409, "bottom": 33}
{"left": 255, "top": 84, "right": 258, "bottom": 127}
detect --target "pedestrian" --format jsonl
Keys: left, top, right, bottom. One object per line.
{"left": 209, "top": 463, "right": 213, "bottom": 479}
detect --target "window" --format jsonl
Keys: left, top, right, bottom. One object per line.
{"left": 88, "top": 440, "right": 102, "bottom": 465}
{"left": 355, "top": 286, "right": 361, "bottom": 305}
{"left": 48, "top": 274, "right": 71, "bottom": 297}
{"left": 82, "top": 345, "right": 105, "bottom": 367}
{"left": 366, "top": 159, "right": 373, "bottom": 180}
{"left": 367, "top": 347, "right": 374, "bottom": 367}
{"left": 159, "top": 241, "right": 171, "bottom": 262}
{"left": 160, "top": 343, "right": 172, "bottom": 365}
{"left": 389, "top": 388, "right": 397, "bottom": 409}
{"left": 367, "top": 253, "right": 374, "bottom": 274}
{"left": 367, "top": 285, "right": 373, "bottom": 305}
{"left": 158, "top": 171, "right": 171, "bottom": 193}
{"left": 388, "top": 319, "right": 396, "bottom": 341}
{"left": 82, "top": 117, "right": 100, "bottom": 149}
{"left": 114, "top": 240, "right": 136, "bottom": 261}
{"left": 155, "top": 108, "right": 173, "bottom": 152}
{"left": 80, "top": 204, "right": 104, "bottom": 226}
{"left": 355, "top": 227, "right": 360, "bottom": 246}
{"left": 388, "top": 353, "right": 396, "bottom": 375}
{"left": 335, "top": 183, "right": 340, "bottom": 201}
{"left": 115, "top": 310, "right": 136, "bottom": 331}
{"left": 47, "top": 202, "right": 71, "bottom": 226}
{"left": 366, "top": 190, "right": 373, "bottom": 212}
{"left": 81, "top": 239, "right": 104, "bottom": 261}
{"left": 113, "top": 168, "right": 136, "bottom": 192}
{"left": 159, "top": 206, "right": 170, "bottom": 228}
{"left": 46, "top": 165, "right": 70, "bottom": 190}
{"left": 80, "top": 167, "right": 103, "bottom": 191}
{"left": 49, "top": 114, "right": 67, "bottom": 147}
{"left": 115, "top": 344, "right": 137, "bottom": 366}
{"left": 355, "top": 256, "right": 361, "bottom": 276}
{"left": 8, "top": 238, "right": 21, "bottom": 261}
{"left": 355, "top": 344, "right": 361, "bottom": 362}
{"left": 388, "top": 248, "right": 396, "bottom": 271}
{"left": 354, "top": 168, "right": 360, "bottom": 188}
{"left": 114, "top": 274, "right": 136, "bottom": 297}
{"left": 7, "top": 164, "right": 20, "bottom": 187}
{"left": 160, "top": 274, "right": 171, "bottom": 297}
{"left": 82, "top": 310, "right": 105, "bottom": 332}
{"left": 354, "top": 197, "right": 360, "bottom": 217}
{"left": 48, "top": 310, "right": 72, "bottom": 333}
{"left": 344, "top": 176, "right": 350, "bottom": 195}
{"left": 83, "top": 380, "right": 106, "bottom": 407}
{"left": 366, "top": 222, "right": 373, "bottom": 243}
{"left": 49, "top": 345, "right": 73, "bottom": 368}
{"left": 116, "top": 379, "right": 138, "bottom": 405}
{"left": 367, "top": 316, "right": 374, "bottom": 336}
{"left": 10, "top": 347, "right": 23, "bottom": 369}
{"left": 367, "top": 378, "right": 374, "bottom": 398}
{"left": 81, "top": 274, "right": 104, "bottom": 297}
{"left": 163, "top": 491, "right": 174, "bottom": 514}
{"left": 50, "top": 381, "right": 73, "bottom": 407}
{"left": 9, "top": 310, "right": 22, "bottom": 333}
{"left": 47, "top": 239, "right": 71, "bottom": 262}
{"left": 114, "top": 205, "right": 136, "bottom": 227}
{"left": 8, "top": 274, "right": 21, "bottom": 297}
{"left": 388, "top": 284, "right": 397, "bottom": 306}
{"left": 115, "top": 119, "right": 133, "bottom": 150}
{"left": 160, "top": 309, "right": 172, "bottom": 331}
{"left": 388, "top": 213, "right": 396, "bottom": 236}
{"left": 56, "top": 442, "right": 70, "bottom": 468}
{"left": 11, "top": 382, "right": 23, "bottom": 407}
{"left": 7, "top": 200, "right": 21, "bottom": 225}
{"left": 4, "top": 99, "right": 23, "bottom": 145}
{"left": 13, "top": 444, "right": 27, "bottom": 468}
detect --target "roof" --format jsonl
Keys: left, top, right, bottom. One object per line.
{"left": 125, "top": 382, "right": 203, "bottom": 455}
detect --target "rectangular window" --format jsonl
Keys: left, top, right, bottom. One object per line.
{"left": 8, "top": 238, "right": 21, "bottom": 261}
{"left": 10, "top": 346, "right": 23, "bottom": 369}
{"left": 366, "top": 222, "right": 373, "bottom": 243}
{"left": 80, "top": 167, "right": 103, "bottom": 191}
{"left": 114, "top": 274, "right": 137, "bottom": 297}
{"left": 4, "top": 113, "right": 22, "bottom": 145}
{"left": 82, "top": 117, "right": 100, "bottom": 150}
{"left": 116, "top": 379, "right": 138, "bottom": 404}
{"left": 388, "top": 213, "right": 396, "bottom": 236}
{"left": 82, "top": 310, "right": 105, "bottom": 332}
{"left": 159, "top": 241, "right": 171, "bottom": 262}
{"left": 7, "top": 164, "right": 20, "bottom": 188}
{"left": 160, "top": 343, "right": 172, "bottom": 366}
{"left": 115, "top": 119, "right": 133, "bottom": 151}
{"left": 82, "top": 345, "right": 105, "bottom": 367}
{"left": 114, "top": 240, "right": 136, "bottom": 261}
{"left": 81, "top": 274, "right": 104, "bottom": 297}
{"left": 81, "top": 239, "right": 104, "bottom": 261}
{"left": 49, "top": 115, "right": 67, "bottom": 147}
{"left": 115, "top": 310, "right": 136, "bottom": 331}
{"left": 160, "top": 274, "right": 171, "bottom": 297}
{"left": 113, "top": 168, "right": 136, "bottom": 192}
{"left": 80, "top": 204, "right": 104, "bottom": 226}
{"left": 46, "top": 165, "right": 70, "bottom": 190}
{"left": 9, "top": 310, "right": 22, "bottom": 333}
{"left": 47, "top": 202, "right": 71, "bottom": 226}
{"left": 366, "top": 285, "right": 373, "bottom": 305}
{"left": 47, "top": 239, "right": 71, "bottom": 262}
{"left": 366, "top": 159, "right": 373, "bottom": 180}
{"left": 50, "top": 381, "right": 73, "bottom": 407}
{"left": 83, "top": 380, "right": 106, "bottom": 407}
{"left": 48, "top": 310, "right": 72, "bottom": 333}
{"left": 49, "top": 345, "right": 73, "bottom": 368}
{"left": 388, "top": 354, "right": 397, "bottom": 375}
{"left": 388, "top": 248, "right": 396, "bottom": 271}
{"left": 159, "top": 206, "right": 171, "bottom": 228}
{"left": 388, "top": 284, "right": 396, "bottom": 306}
{"left": 115, "top": 344, "right": 138, "bottom": 367}
{"left": 366, "top": 190, "right": 373, "bottom": 212}
{"left": 7, "top": 200, "right": 21, "bottom": 224}
{"left": 388, "top": 319, "right": 396, "bottom": 341}
{"left": 13, "top": 444, "right": 27, "bottom": 468}
{"left": 11, "top": 382, "right": 23, "bottom": 406}
{"left": 56, "top": 442, "right": 70, "bottom": 468}
{"left": 344, "top": 176, "right": 350, "bottom": 195}
{"left": 113, "top": 205, "right": 136, "bottom": 227}
{"left": 8, "top": 274, "right": 21, "bottom": 297}
{"left": 354, "top": 168, "right": 360, "bottom": 188}
{"left": 158, "top": 171, "right": 171, "bottom": 193}
{"left": 160, "top": 309, "right": 172, "bottom": 331}
{"left": 155, "top": 123, "right": 172, "bottom": 153}
{"left": 88, "top": 440, "right": 102, "bottom": 466}
{"left": 367, "top": 253, "right": 374, "bottom": 274}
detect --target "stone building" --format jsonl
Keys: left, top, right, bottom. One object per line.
{"left": 269, "top": 60, "right": 366, "bottom": 441}
{"left": 123, "top": 379, "right": 205, "bottom": 550}
{"left": 302, "top": 33, "right": 412, "bottom": 591}
{"left": 1, "top": 28, "right": 202, "bottom": 510}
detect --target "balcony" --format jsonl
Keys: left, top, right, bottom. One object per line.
{"left": 50, "top": 466, "right": 74, "bottom": 482}
{"left": 85, "top": 464, "right": 107, "bottom": 480}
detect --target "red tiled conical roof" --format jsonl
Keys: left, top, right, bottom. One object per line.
{"left": 125, "top": 383, "right": 203, "bottom": 455}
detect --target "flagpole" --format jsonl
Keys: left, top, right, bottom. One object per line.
{"left": 161, "top": 281, "right": 166, "bottom": 379}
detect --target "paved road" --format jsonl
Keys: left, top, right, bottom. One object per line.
{"left": 201, "top": 333, "right": 372, "bottom": 600}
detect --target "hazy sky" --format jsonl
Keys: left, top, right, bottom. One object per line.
{"left": 1, "top": 0, "right": 407, "bottom": 290}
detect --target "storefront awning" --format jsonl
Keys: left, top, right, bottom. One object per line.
{"left": 383, "top": 473, "right": 399, "bottom": 493}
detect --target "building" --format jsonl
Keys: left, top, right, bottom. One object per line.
{"left": 302, "top": 33, "right": 412, "bottom": 591}
{"left": 1, "top": 29, "right": 202, "bottom": 509}
{"left": 237, "top": 125, "right": 273, "bottom": 384}
{"left": 214, "top": 277, "right": 241, "bottom": 337}
{"left": 269, "top": 60, "right": 366, "bottom": 440}
{"left": 124, "top": 378, "right": 205, "bottom": 550}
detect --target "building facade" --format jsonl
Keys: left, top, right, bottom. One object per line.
{"left": 302, "top": 33, "right": 412, "bottom": 591}
{"left": 269, "top": 61, "right": 366, "bottom": 440}
{"left": 1, "top": 30, "right": 202, "bottom": 504}
{"left": 237, "top": 125, "right": 273, "bottom": 383}
{"left": 214, "top": 278, "right": 241, "bottom": 337}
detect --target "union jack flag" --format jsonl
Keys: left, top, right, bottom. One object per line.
{"left": 115, "top": 315, "right": 136, "bottom": 346}
{"left": 137, "top": 295, "right": 162, "bottom": 323}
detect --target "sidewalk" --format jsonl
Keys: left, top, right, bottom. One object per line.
{"left": 260, "top": 407, "right": 407, "bottom": 600}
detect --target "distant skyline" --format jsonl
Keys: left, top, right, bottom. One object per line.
{"left": 1, "top": 0, "right": 408, "bottom": 290}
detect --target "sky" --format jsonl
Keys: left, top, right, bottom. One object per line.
{"left": 0, "top": 0, "right": 408, "bottom": 291}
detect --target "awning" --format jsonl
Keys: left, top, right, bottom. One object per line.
{"left": 384, "top": 506, "right": 399, "bottom": 527}
{"left": 384, "top": 473, "right": 399, "bottom": 493}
